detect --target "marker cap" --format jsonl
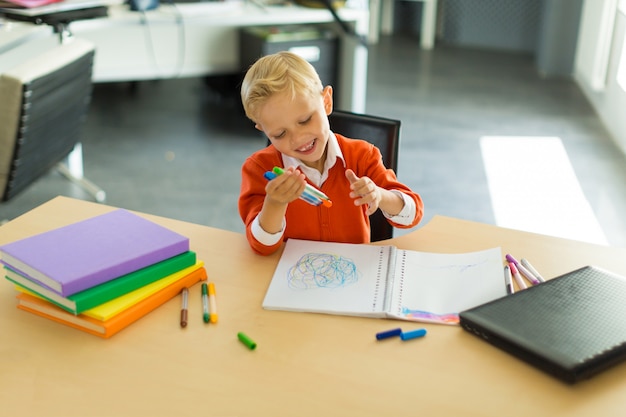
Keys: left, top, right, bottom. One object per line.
{"left": 400, "top": 328, "right": 427, "bottom": 341}
{"left": 238, "top": 332, "right": 257, "bottom": 350}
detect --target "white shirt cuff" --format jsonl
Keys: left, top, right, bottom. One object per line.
{"left": 251, "top": 215, "right": 285, "bottom": 246}
{"left": 382, "top": 190, "right": 416, "bottom": 226}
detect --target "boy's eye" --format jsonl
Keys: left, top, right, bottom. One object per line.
{"left": 300, "top": 116, "right": 312, "bottom": 125}
{"left": 273, "top": 131, "right": 286, "bottom": 140}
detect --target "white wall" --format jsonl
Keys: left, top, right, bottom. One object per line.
{"left": 574, "top": 0, "right": 626, "bottom": 154}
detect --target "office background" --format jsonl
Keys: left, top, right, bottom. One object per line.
{"left": 1, "top": 0, "right": 625, "bottom": 248}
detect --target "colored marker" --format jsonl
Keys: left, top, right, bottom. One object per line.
{"left": 506, "top": 254, "right": 539, "bottom": 285}
{"left": 509, "top": 262, "right": 527, "bottom": 290}
{"left": 270, "top": 166, "right": 332, "bottom": 208}
{"left": 264, "top": 171, "right": 323, "bottom": 206}
{"left": 376, "top": 327, "right": 402, "bottom": 340}
{"left": 517, "top": 263, "right": 540, "bottom": 285}
{"left": 521, "top": 258, "right": 545, "bottom": 283}
{"left": 400, "top": 328, "right": 427, "bottom": 341}
{"left": 208, "top": 282, "right": 218, "bottom": 323}
{"left": 201, "top": 283, "right": 210, "bottom": 323}
{"left": 180, "top": 288, "right": 188, "bottom": 328}
{"left": 238, "top": 332, "right": 257, "bottom": 350}
{"left": 504, "top": 264, "right": 514, "bottom": 295}
{"left": 505, "top": 253, "right": 521, "bottom": 266}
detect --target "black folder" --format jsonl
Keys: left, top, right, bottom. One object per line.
{"left": 459, "top": 266, "right": 626, "bottom": 384}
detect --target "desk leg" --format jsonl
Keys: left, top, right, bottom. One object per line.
{"left": 379, "top": 0, "right": 437, "bottom": 49}
{"left": 421, "top": 0, "right": 437, "bottom": 49}
{"left": 336, "top": 28, "right": 368, "bottom": 113}
{"left": 368, "top": 0, "right": 382, "bottom": 43}
{"left": 57, "top": 143, "right": 106, "bottom": 203}
{"left": 381, "top": 0, "right": 394, "bottom": 35}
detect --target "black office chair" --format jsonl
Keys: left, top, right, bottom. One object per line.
{"left": 329, "top": 109, "right": 401, "bottom": 242}
{"left": 0, "top": 38, "right": 105, "bottom": 203}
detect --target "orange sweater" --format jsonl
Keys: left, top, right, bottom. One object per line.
{"left": 239, "top": 134, "right": 424, "bottom": 255}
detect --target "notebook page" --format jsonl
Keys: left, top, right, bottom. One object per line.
{"left": 387, "top": 247, "right": 504, "bottom": 324}
{"left": 262, "top": 239, "right": 394, "bottom": 317}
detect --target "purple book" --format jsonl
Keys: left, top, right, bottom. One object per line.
{"left": 0, "top": 209, "right": 189, "bottom": 297}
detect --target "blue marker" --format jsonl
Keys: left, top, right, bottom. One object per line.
{"left": 376, "top": 327, "right": 403, "bottom": 340}
{"left": 400, "top": 328, "right": 427, "bottom": 341}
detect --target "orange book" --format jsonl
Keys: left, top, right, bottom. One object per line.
{"left": 16, "top": 266, "right": 207, "bottom": 338}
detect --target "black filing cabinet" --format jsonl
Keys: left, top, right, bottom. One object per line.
{"left": 240, "top": 25, "right": 338, "bottom": 90}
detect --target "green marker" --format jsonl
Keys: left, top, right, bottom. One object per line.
{"left": 238, "top": 332, "right": 257, "bottom": 350}
{"left": 202, "top": 283, "right": 210, "bottom": 323}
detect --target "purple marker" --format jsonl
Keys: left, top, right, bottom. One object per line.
{"left": 505, "top": 253, "right": 519, "bottom": 265}
{"left": 506, "top": 254, "right": 539, "bottom": 285}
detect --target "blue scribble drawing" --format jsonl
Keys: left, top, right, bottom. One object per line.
{"left": 287, "top": 253, "right": 358, "bottom": 290}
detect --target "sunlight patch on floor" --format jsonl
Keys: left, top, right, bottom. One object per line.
{"left": 480, "top": 136, "right": 608, "bottom": 245}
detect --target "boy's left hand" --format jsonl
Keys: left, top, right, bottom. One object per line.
{"left": 346, "top": 169, "right": 381, "bottom": 215}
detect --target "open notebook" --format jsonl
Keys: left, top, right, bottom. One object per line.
{"left": 262, "top": 239, "right": 505, "bottom": 325}
{"left": 460, "top": 266, "right": 626, "bottom": 383}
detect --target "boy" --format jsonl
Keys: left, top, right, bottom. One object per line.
{"left": 239, "top": 51, "right": 423, "bottom": 255}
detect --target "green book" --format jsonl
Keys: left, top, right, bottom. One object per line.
{"left": 5, "top": 251, "right": 196, "bottom": 315}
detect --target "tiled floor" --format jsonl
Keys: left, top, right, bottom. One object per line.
{"left": 2, "top": 34, "right": 626, "bottom": 247}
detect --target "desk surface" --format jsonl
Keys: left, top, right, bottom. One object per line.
{"left": 0, "top": 21, "right": 52, "bottom": 55}
{"left": 2, "top": 196, "right": 626, "bottom": 417}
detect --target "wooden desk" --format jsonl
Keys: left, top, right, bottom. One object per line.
{"left": 2, "top": 196, "right": 626, "bottom": 417}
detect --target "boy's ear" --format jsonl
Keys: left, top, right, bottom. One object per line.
{"left": 323, "top": 86, "right": 334, "bottom": 115}
{"left": 254, "top": 123, "right": 263, "bottom": 132}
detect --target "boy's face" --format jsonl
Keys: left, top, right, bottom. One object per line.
{"left": 255, "top": 86, "right": 333, "bottom": 171}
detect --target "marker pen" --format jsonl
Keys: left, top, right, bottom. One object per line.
{"left": 264, "top": 168, "right": 332, "bottom": 208}
{"left": 509, "top": 262, "right": 527, "bottom": 290}
{"left": 521, "top": 258, "right": 545, "bottom": 283}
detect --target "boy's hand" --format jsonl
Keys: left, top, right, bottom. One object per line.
{"left": 265, "top": 167, "right": 306, "bottom": 205}
{"left": 346, "top": 169, "right": 381, "bottom": 215}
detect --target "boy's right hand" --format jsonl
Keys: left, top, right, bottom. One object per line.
{"left": 264, "top": 167, "right": 307, "bottom": 205}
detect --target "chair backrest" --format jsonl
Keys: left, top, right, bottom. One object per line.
{"left": 329, "top": 109, "right": 401, "bottom": 242}
{"left": 0, "top": 38, "right": 95, "bottom": 201}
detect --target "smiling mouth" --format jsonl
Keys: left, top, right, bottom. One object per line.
{"left": 296, "top": 139, "right": 316, "bottom": 153}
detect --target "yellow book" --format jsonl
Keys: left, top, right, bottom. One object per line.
{"left": 83, "top": 261, "right": 205, "bottom": 321}
{"left": 16, "top": 265, "right": 208, "bottom": 338}
{"left": 19, "top": 261, "right": 205, "bottom": 321}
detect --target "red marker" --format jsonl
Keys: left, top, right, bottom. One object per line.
{"left": 509, "top": 262, "right": 527, "bottom": 290}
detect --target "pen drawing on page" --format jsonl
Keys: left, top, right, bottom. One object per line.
{"left": 287, "top": 252, "right": 359, "bottom": 290}
{"left": 262, "top": 239, "right": 389, "bottom": 316}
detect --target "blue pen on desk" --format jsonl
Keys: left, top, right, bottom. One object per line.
{"left": 263, "top": 167, "right": 332, "bottom": 208}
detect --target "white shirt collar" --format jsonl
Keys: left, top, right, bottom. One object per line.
{"left": 282, "top": 132, "right": 345, "bottom": 187}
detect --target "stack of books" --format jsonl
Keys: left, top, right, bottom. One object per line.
{"left": 0, "top": 209, "right": 207, "bottom": 338}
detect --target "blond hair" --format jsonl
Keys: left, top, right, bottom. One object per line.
{"left": 240, "top": 51, "right": 324, "bottom": 122}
